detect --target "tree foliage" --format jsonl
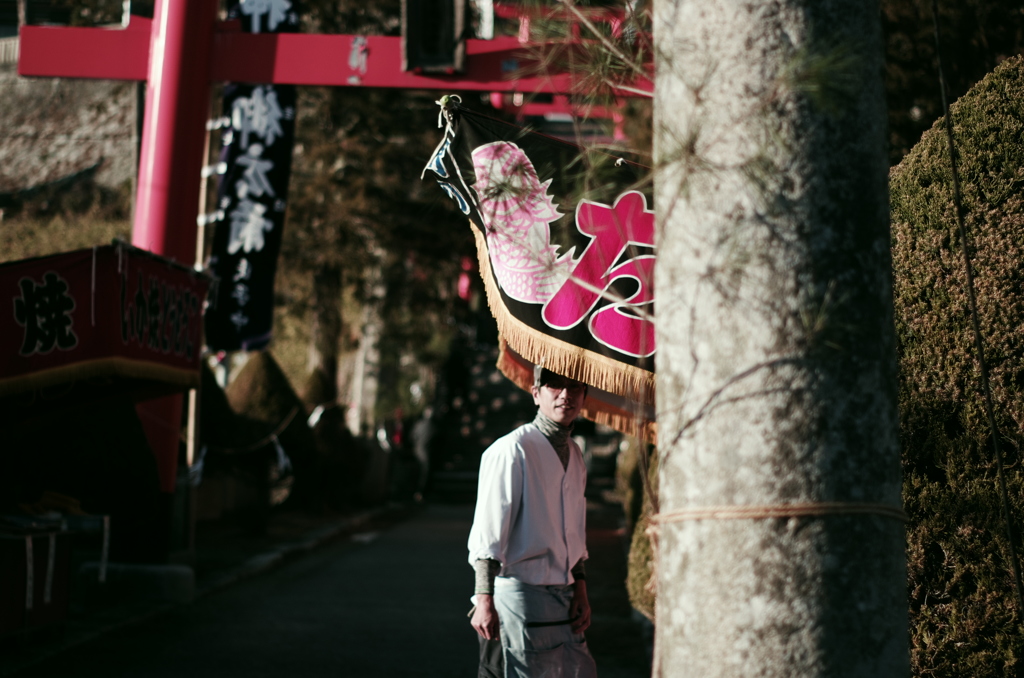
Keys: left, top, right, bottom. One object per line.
{"left": 271, "top": 0, "right": 477, "bottom": 415}
{"left": 882, "top": 0, "right": 1024, "bottom": 165}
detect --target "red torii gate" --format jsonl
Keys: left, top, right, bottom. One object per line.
{"left": 16, "top": 0, "right": 651, "bottom": 497}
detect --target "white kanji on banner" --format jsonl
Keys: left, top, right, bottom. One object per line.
{"left": 236, "top": 145, "right": 276, "bottom": 198}
{"left": 239, "top": 0, "right": 292, "bottom": 33}
{"left": 227, "top": 189, "right": 275, "bottom": 254}
{"left": 232, "top": 86, "right": 285, "bottom": 149}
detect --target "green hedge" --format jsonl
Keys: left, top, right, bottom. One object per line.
{"left": 891, "top": 54, "right": 1024, "bottom": 676}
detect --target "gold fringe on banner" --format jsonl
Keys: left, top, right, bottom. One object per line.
{"left": 497, "top": 339, "right": 657, "bottom": 444}
{"left": 471, "top": 222, "right": 655, "bottom": 404}
{"left": 584, "top": 400, "right": 657, "bottom": 445}
{"left": 471, "top": 221, "right": 657, "bottom": 443}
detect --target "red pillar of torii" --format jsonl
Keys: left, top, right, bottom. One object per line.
{"left": 132, "top": 0, "right": 219, "bottom": 491}
{"left": 17, "top": 0, "right": 652, "bottom": 496}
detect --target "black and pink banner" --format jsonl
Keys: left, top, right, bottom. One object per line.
{"left": 423, "top": 103, "right": 656, "bottom": 440}
{"left": 204, "top": 0, "right": 300, "bottom": 351}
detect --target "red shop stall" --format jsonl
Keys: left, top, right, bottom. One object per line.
{"left": 0, "top": 241, "right": 209, "bottom": 636}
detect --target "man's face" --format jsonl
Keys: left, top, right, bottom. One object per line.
{"left": 531, "top": 376, "right": 586, "bottom": 426}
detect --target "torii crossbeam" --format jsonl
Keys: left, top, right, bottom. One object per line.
{"left": 19, "top": 17, "right": 590, "bottom": 91}
{"left": 18, "top": 7, "right": 638, "bottom": 260}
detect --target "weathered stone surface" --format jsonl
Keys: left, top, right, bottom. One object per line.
{"left": 0, "top": 65, "right": 136, "bottom": 195}
{"left": 653, "top": 1, "right": 906, "bottom": 675}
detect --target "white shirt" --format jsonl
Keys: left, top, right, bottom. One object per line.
{"left": 467, "top": 423, "right": 588, "bottom": 586}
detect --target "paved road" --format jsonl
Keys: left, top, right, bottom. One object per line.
{"left": 13, "top": 502, "right": 649, "bottom": 678}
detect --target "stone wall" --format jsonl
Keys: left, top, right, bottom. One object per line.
{"left": 0, "top": 64, "right": 137, "bottom": 196}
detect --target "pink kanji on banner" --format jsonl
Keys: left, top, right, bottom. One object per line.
{"left": 542, "top": 191, "right": 655, "bottom": 357}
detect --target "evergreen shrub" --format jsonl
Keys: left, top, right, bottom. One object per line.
{"left": 624, "top": 446, "right": 658, "bottom": 623}
{"left": 891, "top": 54, "right": 1024, "bottom": 677}
{"left": 616, "top": 436, "right": 645, "bottom": 537}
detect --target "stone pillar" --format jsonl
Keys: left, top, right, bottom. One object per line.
{"left": 652, "top": 1, "right": 907, "bottom": 675}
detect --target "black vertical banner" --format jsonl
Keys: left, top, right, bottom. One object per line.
{"left": 205, "top": 0, "right": 300, "bottom": 351}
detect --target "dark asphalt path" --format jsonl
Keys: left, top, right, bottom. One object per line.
{"left": 12, "top": 502, "right": 649, "bottom": 678}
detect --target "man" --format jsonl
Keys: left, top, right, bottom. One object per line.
{"left": 468, "top": 366, "right": 598, "bottom": 678}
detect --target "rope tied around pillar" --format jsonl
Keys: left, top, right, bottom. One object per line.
{"left": 648, "top": 501, "right": 909, "bottom": 525}
{"left": 640, "top": 502, "right": 909, "bottom": 602}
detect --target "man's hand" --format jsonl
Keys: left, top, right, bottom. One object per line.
{"left": 471, "top": 594, "right": 500, "bottom": 640}
{"left": 570, "top": 581, "right": 592, "bottom": 634}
